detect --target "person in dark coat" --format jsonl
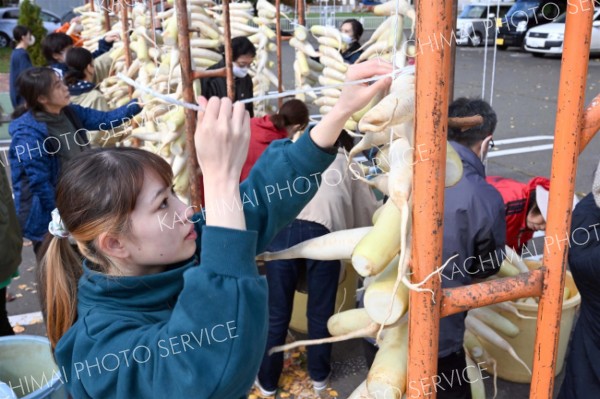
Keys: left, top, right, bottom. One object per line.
{"left": 8, "top": 67, "right": 142, "bottom": 258}
{"left": 0, "top": 162, "right": 22, "bottom": 336}
{"left": 340, "top": 19, "right": 364, "bottom": 64}
{"left": 557, "top": 163, "right": 600, "bottom": 399}
{"left": 200, "top": 36, "right": 256, "bottom": 117}
{"left": 240, "top": 99, "right": 308, "bottom": 181}
{"left": 410, "top": 98, "right": 506, "bottom": 399}
{"left": 9, "top": 25, "right": 34, "bottom": 108}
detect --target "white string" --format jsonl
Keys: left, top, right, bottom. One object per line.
{"left": 481, "top": 2, "right": 491, "bottom": 99}
{"left": 489, "top": 0, "right": 501, "bottom": 106}
{"left": 117, "top": 65, "right": 415, "bottom": 111}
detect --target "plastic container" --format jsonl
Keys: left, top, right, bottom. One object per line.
{"left": 290, "top": 261, "right": 357, "bottom": 334}
{"left": 0, "top": 335, "right": 67, "bottom": 399}
{"left": 477, "top": 260, "right": 581, "bottom": 383}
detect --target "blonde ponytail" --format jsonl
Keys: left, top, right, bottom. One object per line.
{"left": 40, "top": 237, "right": 82, "bottom": 350}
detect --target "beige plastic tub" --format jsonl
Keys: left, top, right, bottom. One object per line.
{"left": 478, "top": 260, "right": 581, "bottom": 383}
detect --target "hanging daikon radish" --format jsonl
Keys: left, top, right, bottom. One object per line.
{"left": 364, "top": 256, "right": 409, "bottom": 326}
{"left": 469, "top": 307, "right": 520, "bottom": 338}
{"left": 269, "top": 321, "right": 380, "bottom": 354}
{"left": 490, "top": 302, "right": 536, "bottom": 320}
{"left": 352, "top": 200, "right": 402, "bottom": 277}
{"left": 465, "top": 315, "right": 531, "bottom": 375}
{"left": 497, "top": 259, "right": 520, "bottom": 277}
{"left": 367, "top": 321, "right": 408, "bottom": 398}
{"left": 466, "top": 354, "right": 486, "bottom": 399}
{"left": 504, "top": 245, "right": 530, "bottom": 273}
{"left": 257, "top": 227, "right": 372, "bottom": 261}
{"left": 359, "top": 74, "right": 415, "bottom": 133}
{"left": 327, "top": 308, "right": 376, "bottom": 336}
{"left": 374, "top": 0, "right": 416, "bottom": 33}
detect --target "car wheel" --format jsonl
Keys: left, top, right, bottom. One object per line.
{"left": 469, "top": 32, "right": 482, "bottom": 47}
{"left": 0, "top": 33, "right": 10, "bottom": 48}
{"left": 532, "top": 52, "right": 545, "bottom": 58}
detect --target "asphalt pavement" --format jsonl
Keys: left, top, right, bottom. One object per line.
{"left": 5, "top": 42, "right": 600, "bottom": 399}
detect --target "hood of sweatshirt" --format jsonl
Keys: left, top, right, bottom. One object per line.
{"left": 251, "top": 115, "right": 288, "bottom": 144}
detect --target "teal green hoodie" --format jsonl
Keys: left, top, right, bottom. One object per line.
{"left": 54, "top": 133, "right": 336, "bottom": 399}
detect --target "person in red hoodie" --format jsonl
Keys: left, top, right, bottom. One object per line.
{"left": 240, "top": 99, "right": 309, "bottom": 181}
{"left": 486, "top": 176, "right": 550, "bottom": 252}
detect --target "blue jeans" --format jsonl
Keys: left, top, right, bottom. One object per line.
{"left": 258, "top": 219, "right": 341, "bottom": 390}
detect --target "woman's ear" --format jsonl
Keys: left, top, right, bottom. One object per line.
{"left": 97, "top": 232, "right": 130, "bottom": 260}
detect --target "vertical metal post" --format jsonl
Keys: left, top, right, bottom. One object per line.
{"left": 222, "top": 0, "right": 235, "bottom": 100}
{"left": 298, "top": 0, "right": 305, "bottom": 26}
{"left": 407, "top": 0, "right": 453, "bottom": 396}
{"left": 529, "top": 4, "right": 593, "bottom": 398}
{"left": 175, "top": 0, "right": 202, "bottom": 208}
{"left": 121, "top": 1, "right": 133, "bottom": 97}
{"left": 275, "top": 0, "right": 283, "bottom": 108}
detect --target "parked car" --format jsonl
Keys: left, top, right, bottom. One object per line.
{"left": 456, "top": 2, "right": 514, "bottom": 47}
{"left": 0, "top": 7, "right": 62, "bottom": 48}
{"left": 496, "top": 0, "right": 567, "bottom": 50}
{"left": 524, "top": 9, "right": 600, "bottom": 56}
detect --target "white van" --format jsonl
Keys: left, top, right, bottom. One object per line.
{"left": 524, "top": 9, "right": 600, "bottom": 57}
{"left": 456, "top": 2, "right": 514, "bottom": 47}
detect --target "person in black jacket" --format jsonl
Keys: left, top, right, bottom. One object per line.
{"left": 557, "top": 164, "right": 600, "bottom": 399}
{"left": 200, "top": 36, "right": 256, "bottom": 117}
{"left": 340, "top": 19, "right": 364, "bottom": 64}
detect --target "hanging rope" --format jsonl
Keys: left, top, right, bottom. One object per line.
{"left": 481, "top": 2, "right": 491, "bottom": 99}
{"left": 117, "top": 65, "right": 415, "bottom": 111}
{"left": 489, "top": 0, "right": 501, "bottom": 106}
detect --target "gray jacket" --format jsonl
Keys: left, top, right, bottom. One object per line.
{"left": 438, "top": 141, "right": 506, "bottom": 358}
{"left": 0, "top": 162, "right": 22, "bottom": 283}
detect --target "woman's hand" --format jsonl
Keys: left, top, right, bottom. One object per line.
{"left": 310, "top": 59, "right": 393, "bottom": 149}
{"left": 194, "top": 96, "right": 250, "bottom": 230}
{"left": 336, "top": 59, "right": 393, "bottom": 116}
{"left": 195, "top": 96, "right": 250, "bottom": 181}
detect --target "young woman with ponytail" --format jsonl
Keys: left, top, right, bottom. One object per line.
{"left": 240, "top": 99, "right": 309, "bottom": 181}
{"left": 8, "top": 67, "right": 142, "bottom": 258}
{"left": 40, "top": 60, "right": 392, "bottom": 399}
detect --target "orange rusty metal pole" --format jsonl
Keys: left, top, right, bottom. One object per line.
{"left": 275, "top": 0, "right": 283, "bottom": 108}
{"left": 529, "top": 4, "right": 593, "bottom": 399}
{"left": 297, "top": 0, "right": 305, "bottom": 27}
{"left": 90, "top": 0, "right": 96, "bottom": 12}
{"left": 440, "top": 270, "right": 544, "bottom": 317}
{"left": 175, "top": 0, "right": 202, "bottom": 209}
{"left": 148, "top": 0, "right": 157, "bottom": 44}
{"left": 120, "top": 1, "right": 133, "bottom": 97}
{"left": 222, "top": 0, "right": 235, "bottom": 101}
{"left": 579, "top": 93, "right": 600, "bottom": 153}
{"left": 103, "top": 1, "right": 111, "bottom": 32}
{"left": 407, "top": 0, "right": 454, "bottom": 396}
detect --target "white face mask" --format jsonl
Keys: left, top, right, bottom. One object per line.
{"left": 480, "top": 135, "right": 493, "bottom": 164}
{"left": 28, "top": 35, "right": 35, "bottom": 46}
{"left": 232, "top": 63, "right": 249, "bottom": 78}
{"left": 341, "top": 33, "right": 353, "bottom": 44}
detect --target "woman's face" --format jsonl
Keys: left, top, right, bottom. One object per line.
{"left": 42, "top": 75, "right": 71, "bottom": 111}
{"left": 526, "top": 206, "right": 546, "bottom": 232}
{"left": 340, "top": 23, "right": 355, "bottom": 41}
{"left": 118, "top": 170, "right": 198, "bottom": 275}
{"left": 234, "top": 54, "right": 254, "bottom": 68}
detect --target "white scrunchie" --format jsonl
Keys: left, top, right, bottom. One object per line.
{"left": 48, "top": 208, "right": 69, "bottom": 238}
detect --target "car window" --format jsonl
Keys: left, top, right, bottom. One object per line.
{"left": 41, "top": 12, "right": 59, "bottom": 23}
{"left": 459, "top": 5, "right": 487, "bottom": 19}
{"left": 3, "top": 10, "right": 19, "bottom": 19}
{"left": 498, "top": 6, "right": 512, "bottom": 18}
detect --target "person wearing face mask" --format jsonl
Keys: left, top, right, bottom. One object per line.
{"left": 9, "top": 25, "right": 34, "bottom": 108}
{"left": 438, "top": 97, "right": 506, "bottom": 399}
{"left": 240, "top": 99, "right": 309, "bottom": 181}
{"left": 200, "top": 36, "right": 256, "bottom": 117}
{"left": 339, "top": 19, "right": 364, "bottom": 64}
